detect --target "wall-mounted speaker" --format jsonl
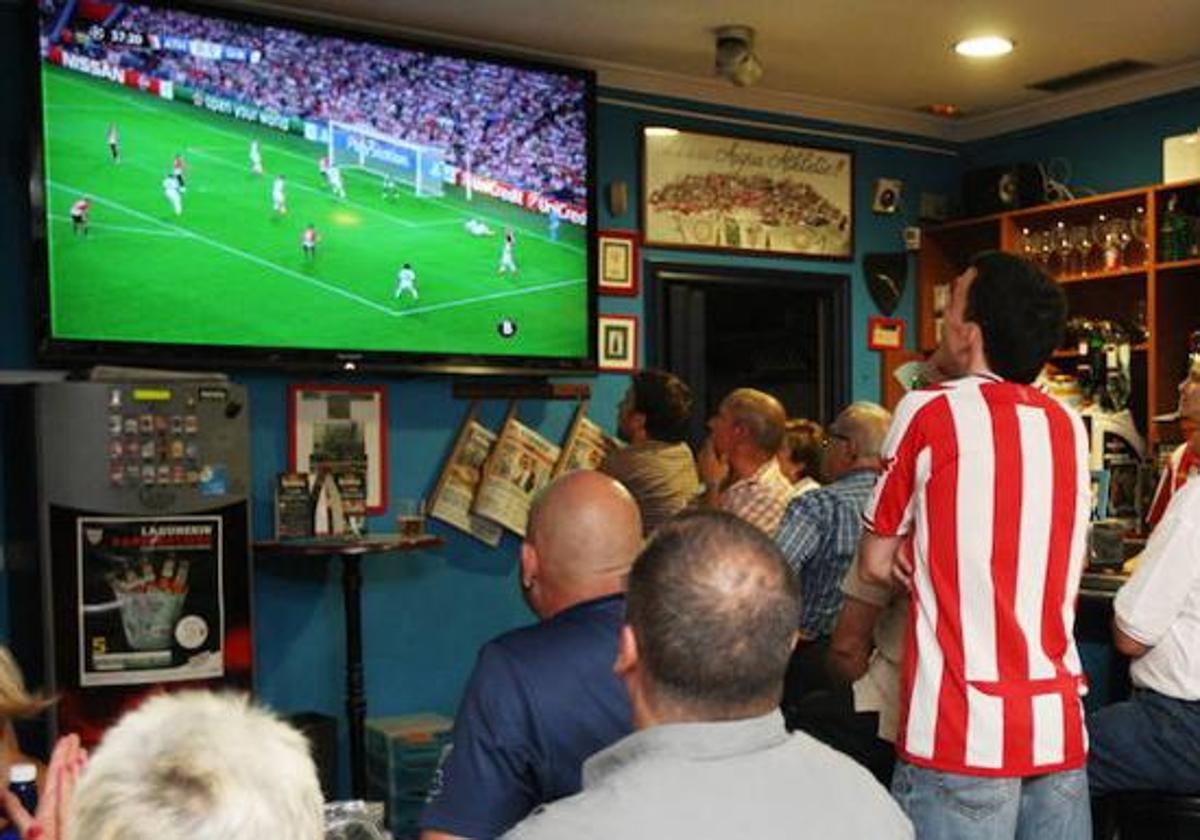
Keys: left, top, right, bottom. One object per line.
{"left": 962, "top": 163, "right": 1044, "bottom": 217}
{"left": 872, "top": 178, "right": 903, "bottom": 214}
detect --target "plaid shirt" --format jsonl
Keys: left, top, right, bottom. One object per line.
{"left": 776, "top": 468, "right": 880, "bottom": 639}
{"left": 719, "top": 458, "right": 792, "bottom": 536}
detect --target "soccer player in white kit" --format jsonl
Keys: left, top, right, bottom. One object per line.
{"left": 498, "top": 227, "right": 518, "bottom": 276}
{"left": 394, "top": 263, "right": 418, "bottom": 300}
{"left": 328, "top": 165, "right": 346, "bottom": 200}
{"left": 272, "top": 174, "right": 287, "bottom": 215}
{"left": 107, "top": 123, "right": 120, "bottom": 163}
{"left": 162, "top": 174, "right": 183, "bottom": 216}
{"left": 250, "top": 140, "right": 263, "bottom": 175}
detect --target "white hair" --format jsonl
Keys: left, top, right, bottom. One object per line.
{"left": 67, "top": 691, "right": 323, "bottom": 840}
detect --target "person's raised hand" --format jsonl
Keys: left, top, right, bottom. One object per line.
{"left": 3, "top": 734, "right": 87, "bottom": 840}
{"left": 697, "top": 436, "right": 728, "bottom": 489}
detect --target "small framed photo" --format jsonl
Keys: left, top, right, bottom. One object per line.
{"left": 288, "top": 384, "right": 388, "bottom": 515}
{"left": 597, "top": 231, "right": 640, "bottom": 296}
{"left": 597, "top": 314, "right": 639, "bottom": 372}
{"left": 868, "top": 316, "right": 906, "bottom": 351}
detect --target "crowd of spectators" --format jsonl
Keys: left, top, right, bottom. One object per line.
{"left": 649, "top": 172, "right": 849, "bottom": 232}
{"left": 49, "top": 4, "right": 587, "bottom": 203}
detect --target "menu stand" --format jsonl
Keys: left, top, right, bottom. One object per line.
{"left": 254, "top": 534, "right": 443, "bottom": 797}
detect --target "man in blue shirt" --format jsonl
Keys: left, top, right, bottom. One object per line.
{"left": 419, "top": 470, "right": 643, "bottom": 840}
{"left": 775, "top": 401, "right": 891, "bottom": 707}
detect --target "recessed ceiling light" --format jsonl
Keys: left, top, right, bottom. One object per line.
{"left": 954, "top": 35, "right": 1014, "bottom": 58}
{"left": 645, "top": 127, "right": 680, "bottom": 137}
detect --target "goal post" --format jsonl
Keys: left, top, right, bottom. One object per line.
{"left": 327, "top": 120, "right": 445, "bottom": 197}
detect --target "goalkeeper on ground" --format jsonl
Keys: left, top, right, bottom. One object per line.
{"left": 465, "top": 218, "right": 494, "bottom": 237}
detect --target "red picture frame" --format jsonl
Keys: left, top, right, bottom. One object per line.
{"left": 597, "top": 314, "right": 639, "bottom": 371}
{"left": 867, "top": 316, "right": 906, "bottom": 351}
{"left": 287, "top": 383, "right": 388, "bottom": 515}
{"left": 597, "top": 230, "right": 640, "bottom": 297}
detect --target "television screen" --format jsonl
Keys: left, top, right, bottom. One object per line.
{"left": 31, "top": 1, "right": 595, "bottom": 372}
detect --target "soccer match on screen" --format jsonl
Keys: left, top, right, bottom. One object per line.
{"left": 37, "top": 1, "right": 591, "bottom": 360}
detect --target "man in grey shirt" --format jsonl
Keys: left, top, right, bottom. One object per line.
{"left": 504, "top": 511, "right": 912, "bottom": 840}
{"left": 600, "top": 369, "right": 700, "bottom": 534}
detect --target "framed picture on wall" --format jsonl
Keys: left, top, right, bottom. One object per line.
{"left": 641, "top": 126, "right": 853, "bottom": 259}
{"left": 867, "top": 316, "right": 906, "bottom": 351}
{"left": 597, "top": 314, "right": 639, "bottom": 372}
{"left": 597, "top": 230, "right": 640, "bottom": 296}
{"left": 288, "top": 384, "right": 388, "bottom": 515}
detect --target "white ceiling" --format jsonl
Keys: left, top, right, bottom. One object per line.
{"left": 229, "top": 0, "right": 1200, "bottom": 141}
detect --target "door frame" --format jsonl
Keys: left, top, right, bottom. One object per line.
{"left": 646, "top": 260, "right": 850, "bottom": 427}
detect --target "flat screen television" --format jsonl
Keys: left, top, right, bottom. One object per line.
{"left": 29, "top": 0, "right": 596, "bottom": 374}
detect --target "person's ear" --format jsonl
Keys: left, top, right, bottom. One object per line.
{"left": 630, "top": 409, "right": 647, "bottom": 437}
{"left": 963, "top": 320, "right": 988, "bottom": 366}
{"left": 614, "top": 624, "right": 639, "bottom": 678}
{"left": 519, "top": 540, "right": 538, "bottom": 590}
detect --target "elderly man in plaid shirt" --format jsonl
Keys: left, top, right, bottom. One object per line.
{"left": 697, "top": 388, "right": 793, "bottom": 536}
{"left": 776, "top": 402, "right": 892, "bottom": 710}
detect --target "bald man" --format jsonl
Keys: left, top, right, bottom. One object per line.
{"left": 698, "top": 388, "right": 793, "bottom": 535}
{"left": 420, "top": 471, "right": 643, "bottom": 840}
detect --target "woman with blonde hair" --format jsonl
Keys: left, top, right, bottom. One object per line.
{"left": 0, "top": 645, "right": 63, "bottom": 840}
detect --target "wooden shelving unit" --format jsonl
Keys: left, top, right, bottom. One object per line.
{"left": 918, "top": 178, "right": 1200, "bottom": 449}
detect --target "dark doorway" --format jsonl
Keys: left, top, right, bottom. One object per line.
{"left": 648, "top": 262, "right": 849, "bottom": 447}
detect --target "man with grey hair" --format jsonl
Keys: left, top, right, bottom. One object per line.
{"left": 11, "top": 691, "right": 324, "bottom": 840}
{"left": 421, "top": 471, "right": 643, "bottom": 840}
{"left": 504, "top": 511, "right": 911, "bottom": 839}
{"left": 698, "top": 387, "right": 793, "bottom": 535}
{"left": 777, "top": 401, "right": 892, "bottom": 708}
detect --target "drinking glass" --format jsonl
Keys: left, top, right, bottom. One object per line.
{"left": 1068, "top": 224, "right": 1090, "bottom": 276}
{"left": 1097, "top": 214, "right": 1121, "bottom": 270}
{"left": 1018, "top": 227, "right": 1038, "bottom": 262}
{"left": 396, "top": 498, "right": 426, "bottom": 538}
{"left": 1126, "top": 207, "right": 1148, "bottom": 266}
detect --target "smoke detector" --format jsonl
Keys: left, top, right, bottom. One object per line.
{"left": 715, "top": 25, "right": 763, "bottom": 87}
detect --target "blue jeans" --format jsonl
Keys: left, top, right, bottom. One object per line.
{"left": 891, "top": 759, "right": 1091, "bottom": 840}
{"left": 1088, "top": 688, "right": 1200, "bottom": 795}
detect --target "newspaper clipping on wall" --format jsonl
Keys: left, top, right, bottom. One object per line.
{"left": 428, "top": 405, "right": 504, "bottom": 547}
{"left": 554, "top": 406, "right": 619, "bottom": 476}
{"left": 473, "top": 416, "right": 561, "bottom": 536}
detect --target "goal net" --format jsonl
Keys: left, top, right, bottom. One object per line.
{"left": 327, "top": 120, "right": 446, "bottom": 197}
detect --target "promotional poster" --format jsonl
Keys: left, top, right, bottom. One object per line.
{"left": 77, "top": 515, "right": 224, "bottom": 687}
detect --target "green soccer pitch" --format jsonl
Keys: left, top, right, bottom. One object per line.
{"left": 40, "top": 65, "right": 589, "bottom": 359}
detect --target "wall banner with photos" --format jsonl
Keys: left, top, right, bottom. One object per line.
{"left": 642, "top": 127, "right": 853, "bottom": 259}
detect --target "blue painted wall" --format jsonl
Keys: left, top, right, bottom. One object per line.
{"left": 963, "top": 87, "right": 1200, "bottom": 195}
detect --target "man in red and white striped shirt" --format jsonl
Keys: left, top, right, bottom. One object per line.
{"left": 859, "top": 252, "right": 1091, "bottom": 840}
{"left": 70, "top": 197, "right": 90, "bottom": 236}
